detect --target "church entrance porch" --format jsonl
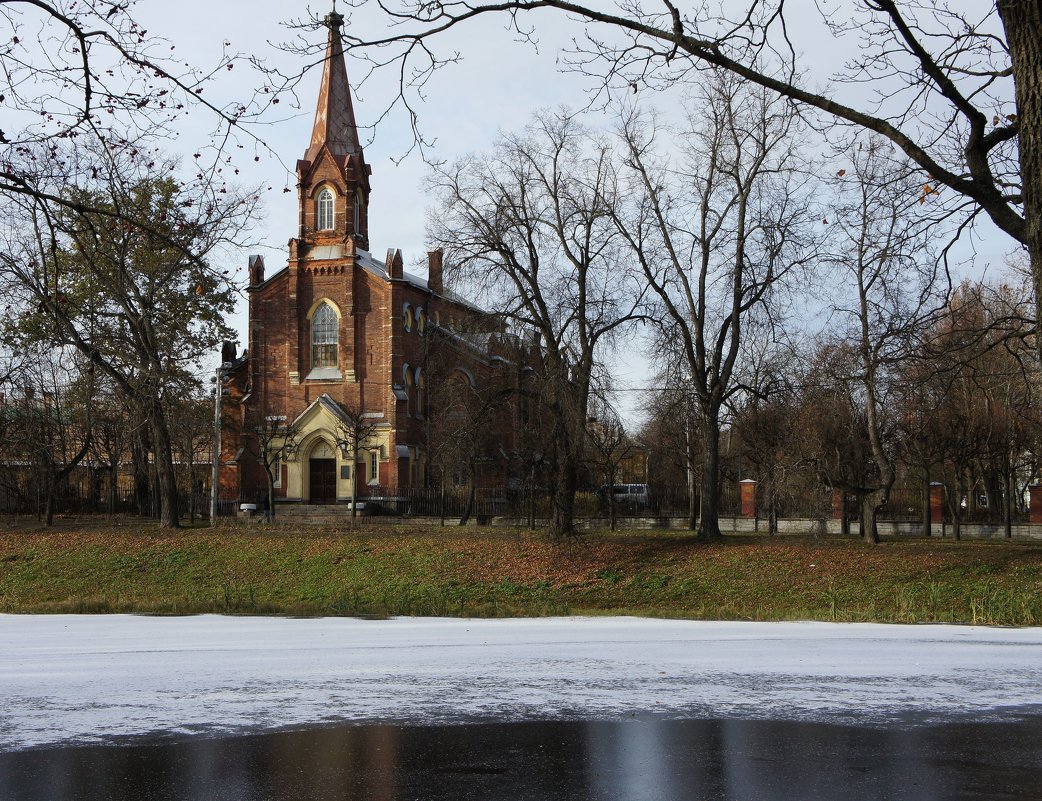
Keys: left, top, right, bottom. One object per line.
{"left": 309, "top": 458, "right": 336, "bottom": 504}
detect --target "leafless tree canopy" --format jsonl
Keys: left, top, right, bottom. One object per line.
{"left": 427, "top": 111, "right": 647, "bottom": 536}
{"left": 341, "top": 1, "right": 1039, "bottom": 353}
{"left": 615, "top": 71, "right": 816, "bottom": 538}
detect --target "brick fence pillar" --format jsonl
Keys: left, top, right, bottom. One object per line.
{"left": 1030, "top": 486, "right": 1042, "bottom": 524}
{"left": 929, "top": 482, "right": 945, "bottom": 525}
{"left": 739, "top": 479, "right": 757, "bottom": 518}
{"left": 832, "top": 488, "right": 844, "bottom": 519}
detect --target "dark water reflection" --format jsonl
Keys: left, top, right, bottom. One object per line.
{"left": 2, "top": 716, "right": 1041, "bottom": 801}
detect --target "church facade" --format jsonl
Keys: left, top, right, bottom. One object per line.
{"left": 218, "top": 11, "right": 533, "bottom": 506}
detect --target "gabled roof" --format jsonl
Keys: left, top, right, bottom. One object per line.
{"left": 291, "top": 393, "right": 354, "bottom": 428}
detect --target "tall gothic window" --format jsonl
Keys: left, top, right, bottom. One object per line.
{"left": 317, "top": 188, "right": 335, "bottom": 231}
{"left": 415, "top": 369, "right": 425, "bottom": 419}
{"left": 354, "top": 188, "right": 363, "bottom": 234}
{"left": 311, "top": 303, "right": 338, "bottom": 368}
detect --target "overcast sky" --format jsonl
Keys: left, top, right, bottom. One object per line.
{"left": 130, "top": 0, "right": 1017, "bottom": 425}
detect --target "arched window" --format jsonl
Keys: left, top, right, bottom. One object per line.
{"left": 404, "top": 366, "right": 414, "bottom": 417}
{"left": 316, "top": 188, "right": 335, "bottom": 231}
{"left": 311, "top": 303, "right": 338, "bottom": 368}
{"left": 354, "top": 188, "right": 363, "bottom": 234}
{"left": 416, "top": 308, "right": 426, "bottom": 336}
{"left": 415, "top": 368, "right": 425, "bottom": 419}
{"left": 403, "top": 304, "right": 413, "bottom": 332}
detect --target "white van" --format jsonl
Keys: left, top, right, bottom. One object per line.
{"left": 606, "top": 483, "right": 649, "bottom": 510}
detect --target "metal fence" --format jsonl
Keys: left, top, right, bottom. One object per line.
{"left": 1, "top": 465, "right": 1030, "bottom": 527}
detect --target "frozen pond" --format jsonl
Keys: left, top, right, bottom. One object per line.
{"left": 2, "top": 615, "right": 1041, "bottom": 751}
{"left": 3, "top": 616, "right": 1042, "bottom": 799}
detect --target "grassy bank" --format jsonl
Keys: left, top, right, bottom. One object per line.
{"left": 2, "top": 519, "right": 1042, "bottom": 624}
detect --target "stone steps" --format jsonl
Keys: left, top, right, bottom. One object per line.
{"left": 272, "top": 504, "right": 369, "bottom": 525}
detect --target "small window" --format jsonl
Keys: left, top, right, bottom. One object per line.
{"left": 417, "top": 308, "right": 426, "bottom": 335}
{"left": 311, "top": 303, "right": 338, "bottom": 368}
{"left": 354, "top": 188, "right": 363, "bottom": 234}
{"left": 317, "top": 188, "right": 335, "bottom": 231}
{"left": 369, "top": 451, "right": 379, "bottom": 484}
{"left": 403, "top": 304, "right": 413, "bottom": 333}
{"left": 272, "top": 453, "right": 281, "bottom": 488}
{"left": 404, "top": 369, "right": 414, "bottom": 417}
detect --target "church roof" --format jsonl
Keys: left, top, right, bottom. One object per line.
{"left": 304, "top": 11, "right": 362, "bottom": 164}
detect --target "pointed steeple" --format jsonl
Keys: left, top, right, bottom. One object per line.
{"left": 305, "top": 10, "right": 362, "bottom": 163}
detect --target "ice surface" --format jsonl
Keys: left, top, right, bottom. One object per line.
{"left": 2, "top": 615, "right": 1040, "bottom": 752}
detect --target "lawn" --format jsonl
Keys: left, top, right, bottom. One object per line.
{"left": 2, "top": 517, "right": 1041, "bottom": 624}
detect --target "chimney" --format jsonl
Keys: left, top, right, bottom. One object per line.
{"left": 386, "top": 248, "right": 403, "bottom": 279}
{"left": 427, "top": 248, "right": 443, "bottom": 293}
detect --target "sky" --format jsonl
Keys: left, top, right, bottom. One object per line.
{"left": 127, "top": 0, "right": 1018, "bottom": 426}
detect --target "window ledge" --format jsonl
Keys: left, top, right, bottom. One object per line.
{"left": 305, "top": 367, "right": 342, "bottom": 381}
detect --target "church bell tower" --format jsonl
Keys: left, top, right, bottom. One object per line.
{"left": 294, "top": 10, "right": 372, "bottom": 253}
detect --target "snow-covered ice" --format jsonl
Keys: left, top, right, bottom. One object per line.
{"left": 2, "top": 615, "right": 1041, "bottom": 752}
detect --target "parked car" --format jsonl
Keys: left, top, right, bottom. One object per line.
{"left": 601, "top": 483, "right": 650, "bottom": 512}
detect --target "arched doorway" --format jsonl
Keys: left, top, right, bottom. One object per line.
{"left": 308, "top": 440, "right": 337, "bottom": 504}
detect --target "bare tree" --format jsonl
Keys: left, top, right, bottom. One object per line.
{"left": 167, "top": 385, "right": 216, "bottom": 524}
{"left": 331, "top": 404, "right": 380, "bottom": 519}
{"left": 425, "top": 354, "right": 516, "bottom": 525}
{"left": 821, "top": 138, "right": 948, "bottom": 543}
{"left": 88, "top": 381, "right": 136, "bottom": 518}
{"left": 250, "top": 414, "right": 302, "bottom": 522}
{"left": 4, "top": 346, "right": 94, "bottom": 524}
{"left": 586, "top": 400, "right": 634, "bottom": 531}
{"left": 923, "top": 281, "right": 1037, "bottom": 538}
{"left": 427, "top": 111, "right": 646, "bottom": 538}
{"left": 616, "top": 73, "right": 815, "bottom": 539}
{"left": 1, "top": 2, "right": 285, "bottom": 229}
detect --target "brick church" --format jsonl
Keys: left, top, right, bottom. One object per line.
{"left": 217, "top": 10, "right": 534, "bottom": 507}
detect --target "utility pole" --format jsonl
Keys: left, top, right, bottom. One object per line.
{"left": 210, "top": 343, "right": 235, "bottom": 526}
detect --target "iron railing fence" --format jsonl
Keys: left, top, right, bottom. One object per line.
{"left": 0, "top": 465, "right": 1033, "bottom": 527}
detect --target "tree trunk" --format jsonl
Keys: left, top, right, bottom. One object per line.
{"left": 1004, "top": 463, "right": 1014, "bottom": 539}
{"left": 44, "top": 476, "right": 55, "bottom": 527}
{"left": 528, "top": 465, "right": 536, "bottom": 531}
{"left": 149, "top": 401, "right": 181, "bottom": 528}
{"left": 188, "top": 464, "right": 197, "bottom": 523}
{"left": 860, "top": 488, "right": 883, "bottom": 545}
{"left": 696, "top": 413, "right": 723, "bottom": 540}
{"left": 922, "top": 465, "right": 932, "bottom": 537}
{"left": 685, "top": 421, "right": 698, "bottom": 531}
{"left": 131, "top": 433, "right": 151, "bottom": 517}
{"left": 459, "top": 477, "right": 476, "bottom": 526}
{"left": 108, "top": 464, "right": 117, "bottom": 518}
{"left": 997, "top": 1, "right": 1042, "bottom": 367}
{"left": 549, "top": 458, "right": 578, "bottom": 539}
{"left": 350, "top": 445, "right": 359, "bottom": 520}
{"left": 952, "top": 472, "right": 965, "bottom": 541}
{"left": 768, "top": 477, "right": 778, "bottom": 536}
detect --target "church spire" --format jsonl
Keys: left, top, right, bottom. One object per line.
{"left": 304, "top": 9, "right": 362, "bottom": 164}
